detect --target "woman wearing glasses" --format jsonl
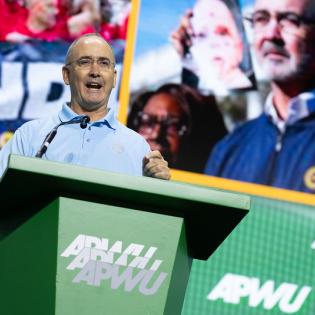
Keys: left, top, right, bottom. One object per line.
{"left": 127, "top": 84, "right": 227, "bottom": 173}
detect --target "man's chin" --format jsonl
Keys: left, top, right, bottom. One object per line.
{"left": 262, "top": 62, "right": 296, "bottom": 82}
{"left": 81, "top": 100, "right": 107, "bottom": 111}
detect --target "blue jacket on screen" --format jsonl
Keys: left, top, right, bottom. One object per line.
{"left": 204, "top": 112, "right": 315, "bottom": 193}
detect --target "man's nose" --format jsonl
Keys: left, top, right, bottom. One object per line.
{"left": 260, "top": 19, "right": 282, "bottom": 39}
{"left": 88, "top": 62, "right": 101, "bottom": 77}
{"left": 149, "top": 123, "right": 162, "bottom": 139}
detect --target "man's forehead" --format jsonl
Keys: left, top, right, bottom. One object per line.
{"left": 145, "top": 93, "right": 182, "bottom": 114}
{"left": 193, "top": 0, "right": 238, "bottom": 36}
{"left": 254, "top": 0, "right": 310, "bottom": 13}
{"left": 71, "top": 37, "right": 114, "bottom": 60}
{"left": 194, "top": 0, "right": 232, "bottom": 20}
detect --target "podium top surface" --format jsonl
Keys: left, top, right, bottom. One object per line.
{"left": 0, "top": 155, "right": 250, "bottom": 259}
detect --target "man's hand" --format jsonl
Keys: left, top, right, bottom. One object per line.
{"left": 170, "top": 9, "right": 194, "bottom": 57}
{"left": 143, "top": 151, "right": 171, "bottom": 180}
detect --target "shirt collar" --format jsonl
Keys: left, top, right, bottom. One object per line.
{"left": 264, "top": 90, "right": 315, "bottom": 131}
{"left": 59, "top": 103, "right": 117, "bottom": 130}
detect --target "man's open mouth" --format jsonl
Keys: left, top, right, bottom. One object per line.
{"left": 86, "top": 82, "right": 102, "bottom": 89}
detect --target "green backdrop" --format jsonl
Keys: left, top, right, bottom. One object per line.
{"left": 182, "top": 195, "right": 315, "bottom": 315}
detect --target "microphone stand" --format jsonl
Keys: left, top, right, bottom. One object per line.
{"left": 35, "top": 115, "right": 90, "bottom": 158}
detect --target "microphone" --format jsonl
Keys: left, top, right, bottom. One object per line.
{"left": 80, "top": 115, "right": 90, "bottom": 129}
{"left": 35, "top": 115, "right": 90, "bottom": 158}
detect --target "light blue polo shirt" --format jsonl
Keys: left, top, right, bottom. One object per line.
{"left": 0, "top": 103, "right": 150, "bottom": 177}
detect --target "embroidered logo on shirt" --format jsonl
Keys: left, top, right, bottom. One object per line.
{"left": 304, "top": 166, "right": 315, "bottom": 190}
{"left": 112, "top": 143, "right": 125, "bottom": 154}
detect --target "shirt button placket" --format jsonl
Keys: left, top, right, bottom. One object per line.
{"left": 81, "top": 125, "right": 92, "bottom": 164}
{"left": 85, "top": 126, "right": 92, "bottom": 146}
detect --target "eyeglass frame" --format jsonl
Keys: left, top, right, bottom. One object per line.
{"left": 65, "top": 56, "right": 116, "bottom": 71}
{"left": 136, "top": 111, "right": 188, "bottom": 137}
{"left": 244, "top": 10, "right": 315, "bottom": 33}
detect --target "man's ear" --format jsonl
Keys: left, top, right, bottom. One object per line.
{"left": 62, "top": 66, "right": 70, "bottom": 85}
{"left": 112, "top": 69, "right": 117, "bottom": 88}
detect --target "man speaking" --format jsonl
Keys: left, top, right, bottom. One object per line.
{"left": 0, "top": 33, "right": 170, "bottom": 180}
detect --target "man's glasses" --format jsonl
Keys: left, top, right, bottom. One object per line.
{"left": 66, "top": 56, "right": 115, "bottom": 71}
{"left": 244, "top": 10, "right": 315, "bottom": 35}
{"left": 137, "top": 112, "right": 187, "bottom": 137}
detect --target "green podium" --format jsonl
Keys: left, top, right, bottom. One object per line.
{"left": 0, "top": 155, "right": 249, "bottom": 315}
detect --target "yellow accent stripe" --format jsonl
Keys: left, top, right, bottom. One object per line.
{"left": 118, "top": 0, "right": 140, "bottom": 124}
{"left": 171, "top": 169, "right": 315, "bottom": 206}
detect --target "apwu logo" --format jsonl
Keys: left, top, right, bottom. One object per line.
{"left": 207, "top": 273, "right": 312, "bottom": 314}
{"left": 61, "top": 234, "right": 168, "bottom": 296}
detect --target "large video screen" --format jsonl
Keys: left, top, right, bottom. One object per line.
{"left": 124, "top": 0, "right": 315, "bottom": 194}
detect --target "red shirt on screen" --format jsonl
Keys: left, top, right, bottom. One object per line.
{"left": 0, "top": 0, "right": 93, "bottom": 42}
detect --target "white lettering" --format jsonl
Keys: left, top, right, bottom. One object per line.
{"left": 279, "top": 285, "right": 312, "bottom": 314}
{"left": 149, "top": 259, "right": 162, "bottom": 271}
{"left": 207, "top": 273, "right": 252, "bottom": 304}
{"left": 0, "top": 63, "right": 24, "bottom": 119}
{"left": 61, "top": 234, "right": 85, "bottom": 257}
{"left": 249, "top": 279, "right": 280, "bottom": 309}
{"left": 123, "top": 243, "right": 145, "bottom": 256}
{"left": 139, "top": 270, "right": 168, "bottom": 295}
{"left": 208, "top": 274, "right": 312, "bottom": 313}
{"left": 93, "top": 262, "right": 113, "bottom": 286}
{"left": 23, "top": 63, "right": 70, "bottom": 119}
{"left": 85, "top": 235, "right": 108, "bottom": 251}
{"left": 110, "top": 266, "right": 147, "bottom": 291}
{"left": 128, "top": 247, "right": 157, "bottom": 270}
{"left": 72, "top": 260, "right": 95, "bottom": 285}
{"left": 90, "top": 248, "right": 114, "bottom": 264}
{"left": 109, "top": 240, "right": 123, "bottom": 254}
{"left": 61, "top": 234, "right": 167, "bottom": 296}
{"left": 114, "top": 244, "right": 145, "bottom": 266}
{"left": 67, "top": 247, "right": 90, "bottom": 270}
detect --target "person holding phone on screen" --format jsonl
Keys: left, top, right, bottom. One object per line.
{"left": 171, "top": 0, "right": 253, "bottom": 93}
